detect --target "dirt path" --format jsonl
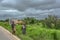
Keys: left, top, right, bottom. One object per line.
{"left": 0, "top": 26, "right": 20, "bottom": 40}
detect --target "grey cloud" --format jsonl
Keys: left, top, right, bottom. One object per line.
{"left": 0, "top": 0, "right": 2, "bottom": 2}
{"left": 0, "top": 6, "right": 16, "bottom": 10}
{"left": 0, "top": 9, "right": 21, "bottom": 20}
{"left": 15, "top": 8, "right": 60, "bottom": 19}
{"left": 0, "top": 8, "right": 54, "bottom": 20}
{"left": 0, "top": 0, "right": 60, "bottom": 20}
{"left": 35, "top": 0, "right": 60, "bottom": 10}
{"left": 0, "top": 0, "right": 57, "bottom": 11}
{"left": 0, "top": 8, "right": 60, "bottom": 20}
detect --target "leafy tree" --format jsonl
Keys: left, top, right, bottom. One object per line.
{"left": 23, "top": 17, "right": 39, "bottom": 24}
{"left": 42, "top": 15, "right": 58, "bottom": 29}
{"left": 5, "top": 19, "right": 9, "bottom": 22}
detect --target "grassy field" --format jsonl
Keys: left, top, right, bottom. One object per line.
{"left": 0, "top": 22, "right": 60, "bottom": 40}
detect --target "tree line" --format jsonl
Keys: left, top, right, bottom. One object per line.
{"left": 0, "top": 15, "right": 60, "bottom": 29}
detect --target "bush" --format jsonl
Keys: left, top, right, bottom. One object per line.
{"left": 1, "top": 17, "right": 60, "bottom": 40}
{"left": 5, "top": 19, "right": 9, "bottom": 22}
{"left": 19, "top": 35, "right": 33, "bottom": 40}
{"left": 23, "top": 17, "right": 39, "bottom": 24}
{"left": 1, "top": 22, "right": 60, "bottom": 40}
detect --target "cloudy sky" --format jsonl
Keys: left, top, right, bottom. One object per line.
{"left": 0, "top": 0, "right": 60, "bottom": 20}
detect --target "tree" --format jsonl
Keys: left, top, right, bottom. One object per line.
{"left": 5, "top": 19, "right": 9, "bottom": 22}
{"left": 23, "top": 17, "right": 39, "bottom": 24}
{"left": 43, "top": 15, "right": 58, "bottom": 29}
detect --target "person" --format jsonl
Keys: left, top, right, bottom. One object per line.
{"left": 11, "top": 20, "right": 16, "bottom": 34}
{"left": 21, "top": 23, "right": 26, "bottom": 34}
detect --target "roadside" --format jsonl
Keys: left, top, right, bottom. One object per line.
{"left": 0, "top": 26, "right": 20, "bottom": 40}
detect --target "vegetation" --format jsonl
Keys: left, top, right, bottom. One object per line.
{"left": 22, "top": 17, "right": 39, "bottom": 24}
{"left": 0, "top": 15, "right": 60, "bottom": 40}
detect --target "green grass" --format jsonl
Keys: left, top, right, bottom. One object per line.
{"left": 0, "top": 22, "right": 60, "bottom": 40}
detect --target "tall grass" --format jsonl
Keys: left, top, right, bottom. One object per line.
{"left": 0, "top": 22, "right": 60, "bottom": 40}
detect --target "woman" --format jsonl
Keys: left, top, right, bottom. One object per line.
{"left": 21, "top": 23, "right": 26, "bottom": 34}
{"left": 11, "top": 20, "right": 16, "bottom": 34}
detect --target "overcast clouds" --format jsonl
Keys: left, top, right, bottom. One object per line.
{"left": 0, "top": 0, "right": 60, "bottom": 20}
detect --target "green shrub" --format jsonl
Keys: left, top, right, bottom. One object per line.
{"left": 19, "top": 35, "right": 33, "bottom": 40}
{"left": 23, "top": 17, "right": 39, "bottom": 24}
{"left": 1, "top": 22, "right": 60, "bottom": 40}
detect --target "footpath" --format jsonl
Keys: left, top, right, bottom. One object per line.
{"left": 0, "top": 26, "right": 20, "bottom": 40}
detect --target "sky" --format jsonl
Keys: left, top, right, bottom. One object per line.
{"left": 0, "top": 0, "right": 60, "bottom": 20}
